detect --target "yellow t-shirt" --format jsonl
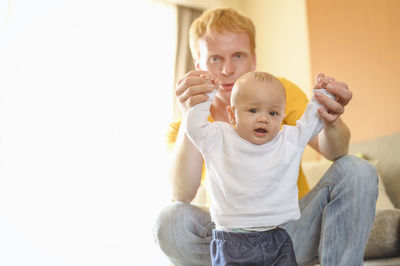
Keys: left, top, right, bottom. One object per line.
{"left": 166, "top": 77, "right": 311, "bottom": 200}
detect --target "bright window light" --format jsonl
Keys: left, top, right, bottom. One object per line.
{"left": 0, "top": 0, "right": 175, "bottom": 265}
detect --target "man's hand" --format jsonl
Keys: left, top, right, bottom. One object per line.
{"left": 313, "top": 73, "right": 353, "bottom": 123}
{"left": 308, "top": 73, "right": 352, "bottom": 160}
{"left": 176, "top": 70, "right": 218, "bottom": 112}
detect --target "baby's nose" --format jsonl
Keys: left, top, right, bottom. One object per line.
{"left": 258, "top": 113, "right": 270, "bottom": 123}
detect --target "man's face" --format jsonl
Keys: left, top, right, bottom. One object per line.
{"left": 227, "top": 78, "right": 286, "bottom": 145}
{"left": 195, "top": 30, "right": 256, "bottom": 103}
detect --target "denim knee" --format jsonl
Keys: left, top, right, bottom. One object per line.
{"left": 331, "top": 155, "right": 378, "bottom": 204}
{"left": 153, "top": 202, "right": 213, "bottom": 265}
{"left": 153, "top": 202, "right": 189, "bottom": 251}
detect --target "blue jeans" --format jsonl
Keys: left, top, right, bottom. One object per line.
{"left": 153, "top": 155, "right": 378, "bottom": 266}
{"left": 211, "top": 228, "right": 297, "bottom": 266}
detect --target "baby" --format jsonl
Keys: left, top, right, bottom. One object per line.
{"left": 185, "top": 71, "right": 331, "bottom": 265}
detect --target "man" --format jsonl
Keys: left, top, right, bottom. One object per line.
{"left": 154, "top": 7, "right": 378, "bottom": 266}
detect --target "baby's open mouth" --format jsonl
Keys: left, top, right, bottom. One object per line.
{"left": 254, "top": 128, "right": 268, "bottom": 136}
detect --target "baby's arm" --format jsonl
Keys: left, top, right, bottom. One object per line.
{"left": 293, "top": 88, "right": 335, "bottom": 147}
{"left": 184, "top": 88, "right": 217, "bottom": 152}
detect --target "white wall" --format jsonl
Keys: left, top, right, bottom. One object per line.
{"left": 0, "top": 0, "right": 174, "bottom": 265}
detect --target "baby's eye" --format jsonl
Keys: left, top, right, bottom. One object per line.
{"left": 269, "top": 111, "right": 277, "bottom": 116}
{"left": 249, "top": 108, "right": 257, "bottom": 113}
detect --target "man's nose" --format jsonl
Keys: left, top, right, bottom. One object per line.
{"left": 221, "top": 59, "right": 235, "bottom": 76}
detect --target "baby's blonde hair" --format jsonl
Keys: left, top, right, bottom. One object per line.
{"left": 189, "top": 7, "right": 255, "bottom": 61}
{"left": 231, "top": 72, "right": 286, "bottom": 106}
{"left": 250, "top": 72, "right": 279, "bottom": 83}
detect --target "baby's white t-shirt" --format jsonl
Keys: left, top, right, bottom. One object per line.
{"left": 184, "top": 90, "right": 325, "bottom": 229}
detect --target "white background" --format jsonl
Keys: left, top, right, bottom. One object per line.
{"left": 0, "top": 0, "right": 175, "bottom": 265}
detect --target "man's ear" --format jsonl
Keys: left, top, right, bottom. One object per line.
{"left": 251, "top": 53, "right": 257, "bottom": 71}
{"left": 226, "top": 105, "right": 236, "bottom": 126}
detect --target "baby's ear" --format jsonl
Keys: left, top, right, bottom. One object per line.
{"left": 226, "top": 105, "right": 236, "bottom": 126}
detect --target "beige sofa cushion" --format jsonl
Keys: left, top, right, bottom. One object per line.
{"left": 365, "top": 209, "right": 400, "bottom": 259}
{"left": 349, "top": 133, "right": 400, "bottom": 208}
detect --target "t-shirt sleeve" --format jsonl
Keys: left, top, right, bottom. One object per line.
{"left": 278, "top": 77, "right": 311, "bottom": 198}
{"left": 288, "top": 88, "right": 335, "bottom": 147}
{"left": 290, "top": 99, "right": 324, "bottom": 147}
{"left": 279, "top": 77, "right": 323, "bottom": 147}
{"left": 279, "top": 77, "right": 309, "bottom": 126}
{"left": 184, "top": 90, "right": 219, "bottom": 153}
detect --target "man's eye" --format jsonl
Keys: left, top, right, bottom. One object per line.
{"left": 210, "top": 56, "right": 220, "bottom": 63}
{"left": 249, "top": 109, "right": 257, "bottom": 113}
{"left": 234, "top": 53, "right": 243, "bottom": 59}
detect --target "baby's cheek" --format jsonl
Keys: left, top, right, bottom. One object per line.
{"left": 272, "top": 121, "right": 282, "bottom": 133}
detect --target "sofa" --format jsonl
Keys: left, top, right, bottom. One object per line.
{"left": 302, "top": 132, "right": 400, "bottom": 265}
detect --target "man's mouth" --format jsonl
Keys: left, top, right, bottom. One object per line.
{"left": 254, "top": 128, "right": 268, "bottom": 137}
{"left": 220, "top": 83, "right": 234, "bottom": 91}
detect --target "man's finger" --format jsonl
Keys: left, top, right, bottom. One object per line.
{"left": 318, "top": 108, "right": 339, "bottom": 123}
{"left": 326, "top": 82, "right": 352, "bottom": 106}
{"left": 176, "top": 76, "right": 211, "bottom": 97}
{"left": 177, "top": 70, "right": 211, "bottom": 87}
{"left": 178, "top": 83, "right": 214, "bottom": 104}
{"left": 315, "top": 93, "right": 344, "bottom": 115}
{"left": 184, "top": 70, "right": 212, "bottom": 79}
{"left": 185, "top": 94, "right": 210, "bottom": 108}
{"left": 315, "top": 72, "right": 326, "bottom": 84}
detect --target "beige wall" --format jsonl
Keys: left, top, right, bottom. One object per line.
{"left": 307, "top": 0, "right": 400, "bottom": 142}
{"left": 232, "top": 0, "right": 313, "bottom": 99}
{"left": 218, "top": 0, "right": 400, "bottom": 143}
{"left": 170, "top": 0, "right": 400, "bottom": 144}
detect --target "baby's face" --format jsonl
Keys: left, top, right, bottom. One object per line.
{"left": 227, "top": 77, "right": 286, "bottom": 145}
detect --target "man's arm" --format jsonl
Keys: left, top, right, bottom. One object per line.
{"left": 308, "top": 73, "right": 352, "bottom": 160}
{"left": 170, "top": 71, "right": 216, "bottom": 203}
{"left": 308, "top": 118, "right": 351, "bottom": 160}
{"left": 170, "top": 130, "right": 204, "bottom": 203}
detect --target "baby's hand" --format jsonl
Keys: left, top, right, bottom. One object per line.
{"left": 200, "top": 74, "right": 219, "bottom": 101}
{"left": 199, "top": 73, "right": 219, "bottom": 90}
